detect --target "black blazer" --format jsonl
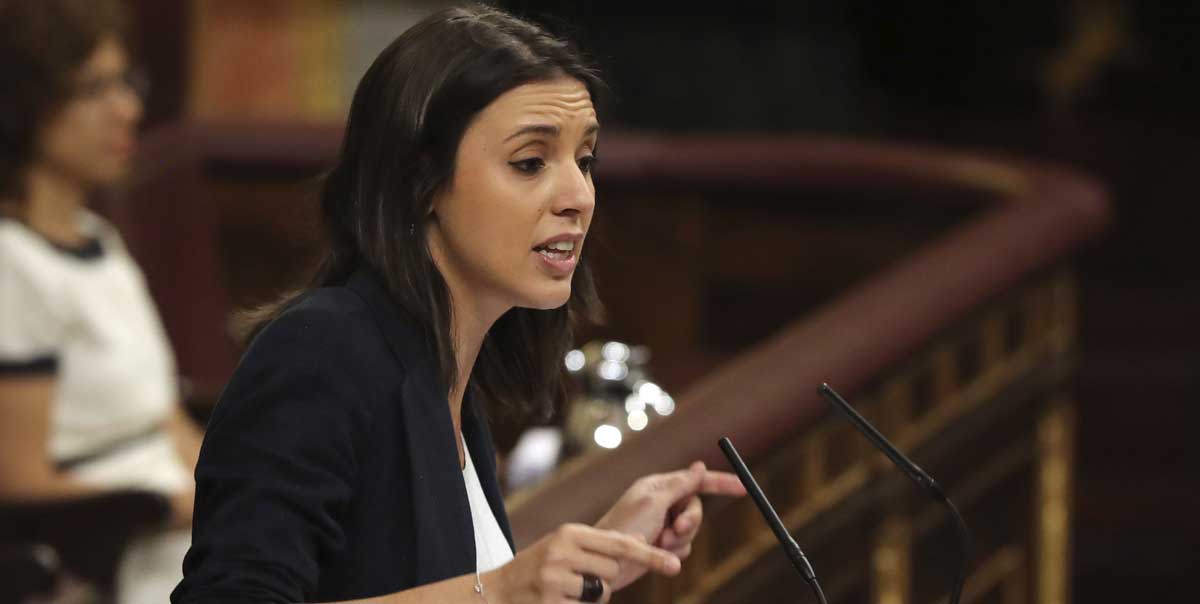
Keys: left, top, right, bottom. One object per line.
{"left": 171, "top": 268, "right": 515, "bottom": 604}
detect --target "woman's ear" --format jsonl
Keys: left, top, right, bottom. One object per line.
{"left": 425, "top": 190, "right": 440, "bottom": 220}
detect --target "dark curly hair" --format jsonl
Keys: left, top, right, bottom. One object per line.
{"left": 0, "top": 0, "right": 130, "bottom": 200}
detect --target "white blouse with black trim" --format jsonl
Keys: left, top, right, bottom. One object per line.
{"left": 0, "top": 211, "right": 184, "bottom": 488}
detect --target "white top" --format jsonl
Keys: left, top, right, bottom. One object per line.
{"left": 0, "top": 212, "right": 188, "bottom": 494}
{"left": 462, "top": 435, "right": 515, "bottom": 573}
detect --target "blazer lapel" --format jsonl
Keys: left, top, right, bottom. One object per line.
{"left": 400, "top": 366, "right": 476, "bottom": 579}
{"left": 347, "top": 267, "right": 477, "bottom": 578}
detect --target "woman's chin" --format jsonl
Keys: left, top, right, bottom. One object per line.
{"left": 519, "top": 285, "right": 572, "bottom": 310}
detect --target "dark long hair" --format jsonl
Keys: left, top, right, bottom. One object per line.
{"left": 254, "top": 5, "right": 605, "bottom": 420}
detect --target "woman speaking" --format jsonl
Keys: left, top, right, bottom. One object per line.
{"left": 172, "top": 6, "right": 745, "bottom": 604}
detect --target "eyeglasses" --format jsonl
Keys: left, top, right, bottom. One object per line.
{"left": 69, "top": 67, "right": 151, "bottom": 103}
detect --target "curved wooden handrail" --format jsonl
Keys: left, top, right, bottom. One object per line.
{"left": 595, "top": 134, "right": 1033, "bottom": 200}
{"left": 503, "top": 139, "right": 1110, "bottom": 548}
{"left": 183, "top": 122, "right": 1031, "bottom": 201}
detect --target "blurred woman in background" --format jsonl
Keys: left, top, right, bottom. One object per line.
{"left": 0, "top": 1, "right": 203, "bottom": 603}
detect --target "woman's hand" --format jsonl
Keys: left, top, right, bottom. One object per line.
{"left": 490, "top": 522, "right": 680, "bottom": 603}
{"left": 593, "top": 461, "right": 747, "bottom": 587}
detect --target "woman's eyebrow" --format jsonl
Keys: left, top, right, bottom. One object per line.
{"left": 506, "top": 124, "right": 557, "bottom": 141}
{"left": 505, "top": 122, "right": 600, "bottom": 142}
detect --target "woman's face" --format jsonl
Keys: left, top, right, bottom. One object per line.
{"left": 37, "top": 37, "right": 143, "bottom": 188}
{"left": 428, "top": 76, "right": 598, "bottom": 319}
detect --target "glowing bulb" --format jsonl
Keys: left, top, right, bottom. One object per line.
{"left": 598, "top": 360, "right": 628, "bottom": 381}
{"left": 654, "top": 393, "right": 676, "bottom": 416}
{"left": 564, "top": 349, "right": 585, "bottom": 372}
{"left": 625, "top": 394, "right": 645, "bottom": 413}
{"left": 638, "top": 382, "right": 663, "bottom": 404}
{"left": 627, "top": 410, "right": 649, "bottom": 431}
{"left": 601, "top": 342, "right": 631, "bottom": 362}
{"left": 594, "top": 425, "right": 622, "bottom": 449}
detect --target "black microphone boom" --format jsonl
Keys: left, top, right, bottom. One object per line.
{"left": 718, "top": 437, "right": 829, "bottom": 604}
{"left": 817, "top": 382, "right": 972, "bottom": 604}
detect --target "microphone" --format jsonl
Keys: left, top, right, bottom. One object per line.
{"left": 718, "top": 437, "right": 829, "bottom": 604}
{"left": 817, "top": 382, "right": 971, "bottom": 604}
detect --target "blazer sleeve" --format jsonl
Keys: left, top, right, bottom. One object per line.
{"left": 172, "top": 304, "right": 375, "bottom": 604}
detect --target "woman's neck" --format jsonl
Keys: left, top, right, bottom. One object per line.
{"left": 428, "top": 226, "right": 512, "bottom": 436}
{"left": 19, "top": 164, "right": 89, "bottom": 245}
{"left": 447, "top": 298, "right": 503, "bottom": 430}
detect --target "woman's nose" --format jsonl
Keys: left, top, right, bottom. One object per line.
{"left": 551, "top": 160, "right": 595, "bottom": 217}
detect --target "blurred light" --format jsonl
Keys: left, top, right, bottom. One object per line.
{"left": 627, "top": 410, "right": 649, "bottom": 431}
{"left": 654, "top": 393, "right": 675, "bottom": 416}
{"left": 594, "top": 425, "right": 622, "bottom": 449}
{"left": 598, "top": 360, "right": 628, "bottom": 381}
{"left": 625, "top": 393, "right": 645, "bottom": 413}
{"left": 506, "top": 427, "right": 563, "bottom": 490}
{"left": 601, "top": 341, "right": 631, "bottom": 362}
{"left": 638, "top": 382, "right": 663, "bottom": 404}
{"left": 564, "top": 349, "right": 586, "bottom": 372}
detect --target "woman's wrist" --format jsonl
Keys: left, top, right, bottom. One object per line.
{"left": 479, "top": 565, "right": 509, "bottom": 604}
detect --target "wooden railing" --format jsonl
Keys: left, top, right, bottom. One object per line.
{"left": 121, "top": 124, "right": 1109, "bottom": 603}
{"left": 501, "top": 135, "right": 1110, "bottom": 604}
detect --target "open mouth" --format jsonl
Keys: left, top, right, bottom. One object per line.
{"left": 533, "top": 240, "right": 576, "bottom": 260}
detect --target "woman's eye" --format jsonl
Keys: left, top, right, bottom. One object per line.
{"left": 510, "top": 158, "right": 545, "bottom": 175}
{"left": 578, "top": 154, "right": 598, "bottom": 175}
